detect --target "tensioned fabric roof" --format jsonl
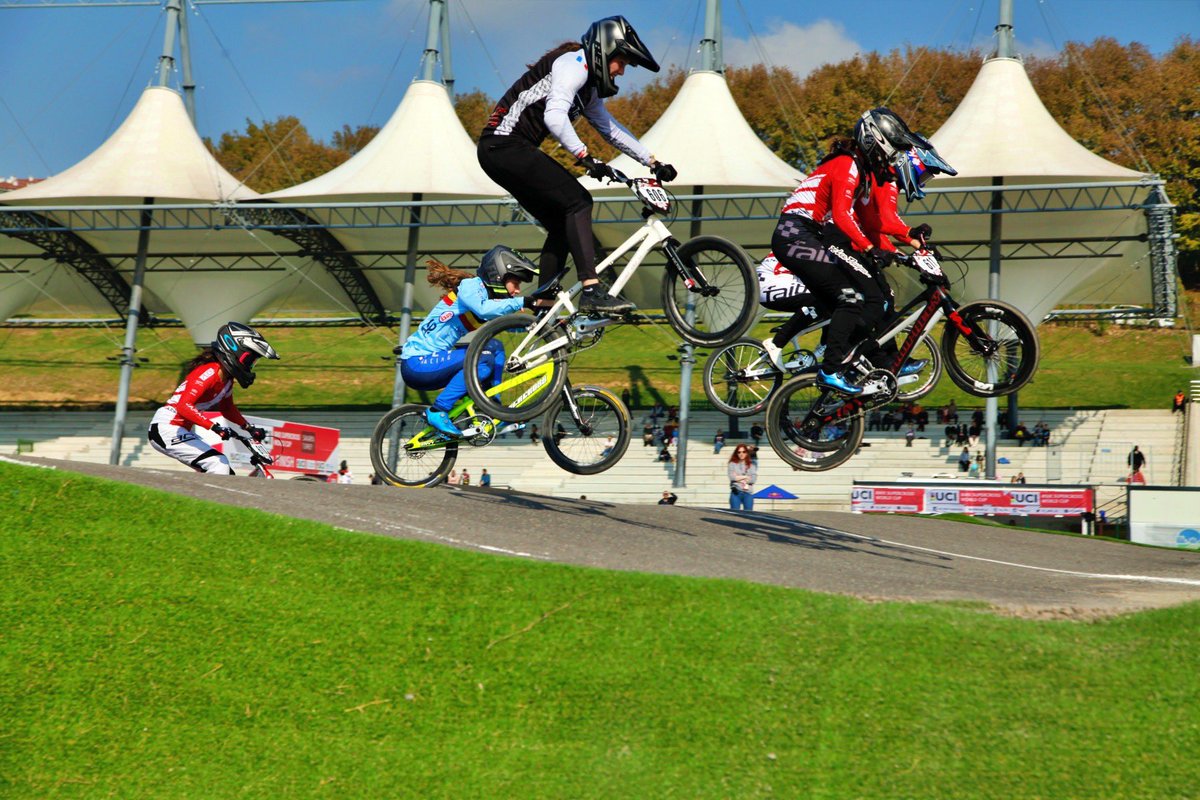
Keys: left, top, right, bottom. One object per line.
{"left": 906, "top": 56, "right": 1156, "bottom": 323}
{"left": 0, "top": 86, "right": 335, "bottom": 343}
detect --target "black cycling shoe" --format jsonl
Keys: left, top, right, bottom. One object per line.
{"left": 579, "top": 289, "right": 635, "bottom": 315}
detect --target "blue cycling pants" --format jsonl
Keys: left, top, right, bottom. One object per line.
{"left": 400, "top": 340, "right": 505, "bottom": 412}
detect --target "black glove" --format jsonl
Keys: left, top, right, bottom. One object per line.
{"left": 246, "top": 425, "right": 267, "bottom": 442}
{"left": 652, "top": 161, "right": 678, "bottom": 183}
{"left": 523, "top": 295, "right": 539, "bottom": 310}
{"left": 866, "top": 248, "right": 895, "bottom": 270}
{"left": 907, "top": 223, "right": 933, "bottom": 245}
{"left": 577, "top": 155, "right": 611, "bottom": 181}
{"left": 210, "top": 422, "right": 233, "bottom": 441}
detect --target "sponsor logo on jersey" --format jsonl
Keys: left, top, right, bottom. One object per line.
{"left": 439, "top": 311, "right": 454, "bottom": 323}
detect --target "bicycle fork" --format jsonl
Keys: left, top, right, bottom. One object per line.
{"left": 662, "top": 238, "right": 719, "bottom": 297}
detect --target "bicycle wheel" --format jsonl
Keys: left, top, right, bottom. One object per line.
{"left": 661, "top": 235, "right": 757, "bottom": 347}
{"left": 702, "top": 338, "right": 783, "bottom": 417}
{"left": 463, "top": 313, "right": 570, "bottom": 423}
{"left": 369, "top": 404, "right": 457, "bottom": 488}
{"left": 765, "top": 374, "right": 865, "bottom": 455}
{"left": 774, "top": 416, "right": 864, "bottom": 472}
{"left": 894, "top": 333, "right": 943, "bottom": 403}
{"left": 541, "top": 385, "right": 631, "bottom": 475}
{"left": 941, "top": 300, "right": 1040, "bottom": 398}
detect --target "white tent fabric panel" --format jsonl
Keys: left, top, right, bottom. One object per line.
{"left": 0, "top": 87, "right": 259, "bottom": 203}
{"left": 929, "top": 58, "right": 1144, "bottom": 183}
{"left": 582, "top": 71, "right": 803, "bottom": 191}
{"left": 266, "top": 81, "right": 505, "bottom": 200}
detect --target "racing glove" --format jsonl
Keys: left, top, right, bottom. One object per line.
{"left": 210, "top": 422, "right": 233, "bottom": 441}
{"left": 651, "top": 161, "right": 678, "bottom": 183}
{"left": 246, "top": 425, "right": 268, "bottom": 442}
{"left": 577, "top": 155, "right": 612, "bottom": 181}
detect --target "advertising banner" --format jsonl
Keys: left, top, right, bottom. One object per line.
{"left": 852, "top": 482, "right": 1093, "bottom": 517}
{"left": 197, "top": 414, "right": 341, "bottom": 477}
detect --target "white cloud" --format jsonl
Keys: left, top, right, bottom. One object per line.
{"left": 722, "top": 19, "right": 863, "bottom": 77}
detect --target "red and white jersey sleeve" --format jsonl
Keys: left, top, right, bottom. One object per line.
{"left": 858, "top": 176, "right": 910, "bottom": 252}
{"left": 150, "top": 362, "right": 246, "bottom": 430}
{"left": 779, "top": 155, "right": 873, "bottom": 251}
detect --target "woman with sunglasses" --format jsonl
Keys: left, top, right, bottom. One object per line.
{"left": 728, "top": 444, "right": 757, "bottom": 512}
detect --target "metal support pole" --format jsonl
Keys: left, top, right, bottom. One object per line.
{"left": 178, "top": 0, "right": 196, "bottom": 121}
{"left": 439, "top": 0, "right": 454, "bottom": 95}
{"left": 674, "top": 308, "right": 695, "bottom": 489}
{"left": 419, "top": 0, "right": 446, "bottom": 82}
{"left": 110, "top": 201, "right": 153, "bottom": 466}
{"left": 985, "top": 177, "right": 1003, "bottom": 479}
{"left": 156, "top": 0, "right": 182, "bottom": 88}
{"left": 392, "top": 194, "right": 422, "bottom": 408}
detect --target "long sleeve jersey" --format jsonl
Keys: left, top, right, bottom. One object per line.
{"left": 857, "top": 176, "right": 913, "bottom": 253}
{"left": 481, "top": 49, "right": 652, "bottom": 165}
{"left": 780, "top": 153, "right": 873, "bottom": 251}
{"left": 400, "top": 276, "right": 525, "bottom": 359}
{"left": 151, "top": 362, "right": 248, "bottom": 431}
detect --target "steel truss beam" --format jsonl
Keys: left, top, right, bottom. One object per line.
{"left": 235, "top": 206, "right": 388, "bottom": 323}
{"left": 0, "top": 208, "right": 134, "bottom": 317}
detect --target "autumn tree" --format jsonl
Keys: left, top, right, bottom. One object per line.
{"left": 208, "top": 117, "right": 350, "bottom": 193}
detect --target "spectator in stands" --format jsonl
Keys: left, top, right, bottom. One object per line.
{"left": 868, "top": 410, "right": 882, "bottom": 431}
{"left": 530, "top": 424, "right": 541, "bottom": 445}
{"left": 905, "top": 426, "right": 915, "bottom": 447}
{"left": 600, "top": 436, "right": 616, "bottom": 457}
{"left": 1173, "top": 390, "right": 1187, "bottom": 414}
{"left": 914, "top": 404, "right": 928, "bottom": 432}
{"left": 958, "top": 447, "right": 971, "bottom": 473}
{"left": 728, "top": 445, "right": 757, "bottom": 512}
{"left": 337, "top": 460, "right": 353, "bottom": 484}
{"left": 713, "top": 429, "right": 726, "bottom": 454}
{"left": 1013, "top": 422, "right": 1029, "bottom": 447}
{"left": 658, "top": 490, "right": 678, "bottom": 505}
{"left": 944, "top": 421, "right": 958, "bottom": 447}
{"left": 480, "top": 468, "right": 492, "bottom": 487}
{"left": 750, "top": 421, "right": 765, "bottom": 448}
{"left": 944, "top": 399, "right": 959, "bottom": 424}
{"left": 447, "top": 469, "right": 460, "bottom": 485}
{"left": 657, "top": 443, "right": 673, "bottom": 463}
{"left": 1010, "top": 471, "right": 1027, "bottom": 484}
{"left": 643, "top": 423, "right": 655, "bottom": 448}
{"left": 1128, "top": 446, "right": 1147, "bottom": 480}
{"left": 460, "top": 468, "right": 471, "bottom": 486}
{"left": 968, "top": 457, "right": 981, "bottom": 479}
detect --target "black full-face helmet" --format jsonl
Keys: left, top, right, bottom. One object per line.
{"left": 478, "top": 246, "right": 538, "bottom": 298}
{"left": 213, "top": 321, "right": 279, "bottom": 389}
{"left": 854, "top": 107, "right": 957, "bottom": 200}
{"left": 581, "top": 15, "right": 660, "bottom": 99}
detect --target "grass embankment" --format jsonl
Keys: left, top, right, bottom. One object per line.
{"left": 0, "top": 312, "right": 1192, "bottom": 411}
{"left": 3, "top": 462, "right": 1199, "bottom": 797}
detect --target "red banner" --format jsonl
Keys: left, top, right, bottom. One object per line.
{"left": 853, "top": 483, "right": 1093, "bottom": 516}
{"left": 201, "top": 414, "right": 341, "bottom": 476}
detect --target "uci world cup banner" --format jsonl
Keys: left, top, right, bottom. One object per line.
{"left": 851, "top": 482, "right": 1094, "bottom": 517}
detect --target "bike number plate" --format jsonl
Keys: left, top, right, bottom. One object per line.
{"left": 912, "top": 251, "right": 944, "bottom": 277}
{"left": 633, "top": 179, "right": 671, "bottom": 214}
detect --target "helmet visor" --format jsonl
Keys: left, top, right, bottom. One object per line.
{"left": 892, "top": 146, "right": 956, "bottom": 200}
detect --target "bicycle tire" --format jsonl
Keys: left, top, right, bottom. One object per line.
{"left": 702, "top": 338, "right": 784, "bottom": 417}
{"left": 940, "top": 300, "right": 1040, "bottom": 398}
{"left": 540, "top": 385, "right": 631, "bottom": 475}
{"left": 369, "top": 404, "right": 457, "bottom": 488}
{"left": 765, "top": 374, "right": 865, "bottom": 456}
{"left": 894, "top": 333, "right": 943, "bottom": 403}
{"left": 463, "top": 313, "right": 570, "bottom": 423}
{"left": 661, "top": 235, "right": 757, "bottom": 347}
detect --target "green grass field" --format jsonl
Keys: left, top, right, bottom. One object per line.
{"left": 0, "top": 309, "right": 1194, "bottom": 412}
{"left": 3, "top": 462, "right": 1199, "bottom": 798}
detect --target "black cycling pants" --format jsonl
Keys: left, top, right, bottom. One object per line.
{"left": 771, "top": 215, "right": 888, "bottom": 370}
{"left": 478, "top": 137, "right": 598, "bottom": 284}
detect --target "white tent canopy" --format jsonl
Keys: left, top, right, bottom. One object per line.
{"left": 0, "top": 86, "right": 283, "bottom": 343}
{"left": 915, "top": 56, "right": 1155, "bottom": 323}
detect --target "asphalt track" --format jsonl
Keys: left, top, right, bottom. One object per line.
{"left": 13, "top": 455, "right": 1200, "bottom": 619}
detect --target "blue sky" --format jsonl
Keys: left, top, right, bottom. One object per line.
{"left": 0, "top": 0, "right": 1195, "bottom": 179}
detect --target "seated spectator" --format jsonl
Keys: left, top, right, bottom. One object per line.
{"left": 868, "top": 410, "right": 882, "bottom": 431}
{"left": 944, "top": 399, "right": 959, "bottom": 424}
{"left": 643, "top": 424, "right": 654, "bottom": 447}
{"left": 713, "top": 429, "right": 726, "bottom": 454}
{"left": 659, "top": 490, "right": 678, "bottom": 505}
{"left": 914, "top": 405, "right": 928, "bottom": 432}
{"left": 657, "top": 444, "right": 673, "bottom": 463}
{"left": 1013, "top": 422, "right": 1029, "bottom": 447}
{"left": 958, "top": 447, "right": 971, "bottom": 472}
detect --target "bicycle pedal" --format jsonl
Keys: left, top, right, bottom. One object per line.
{"left": 785, "top": 350, "right": 817, "bottom": 371}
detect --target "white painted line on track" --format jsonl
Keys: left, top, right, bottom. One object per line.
{"left": 1, "top": 455, "right": 55, "bottom": 469}
{"left": 202, "top": 483, "right": 261, "bottom": 497}
{"left": 763, "top": 513, "right": 1200, "bottom": 588}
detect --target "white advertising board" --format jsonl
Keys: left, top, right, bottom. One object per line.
{"left": 1128, "top": 487, "right": 1200, "bottom": 549}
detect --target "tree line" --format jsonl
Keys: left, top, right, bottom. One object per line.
{"left": 208, "top": 37, "right": 1199, "bottom": 281}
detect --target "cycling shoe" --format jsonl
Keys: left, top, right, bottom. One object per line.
{"left": 897, "top": 358, "right": 929, "bottom": 377}
{"left": 817, "top": 369, "right": 863, "bottom": 396}
{"left": 425, "top": 409, "right": 461, "bottom": 437}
